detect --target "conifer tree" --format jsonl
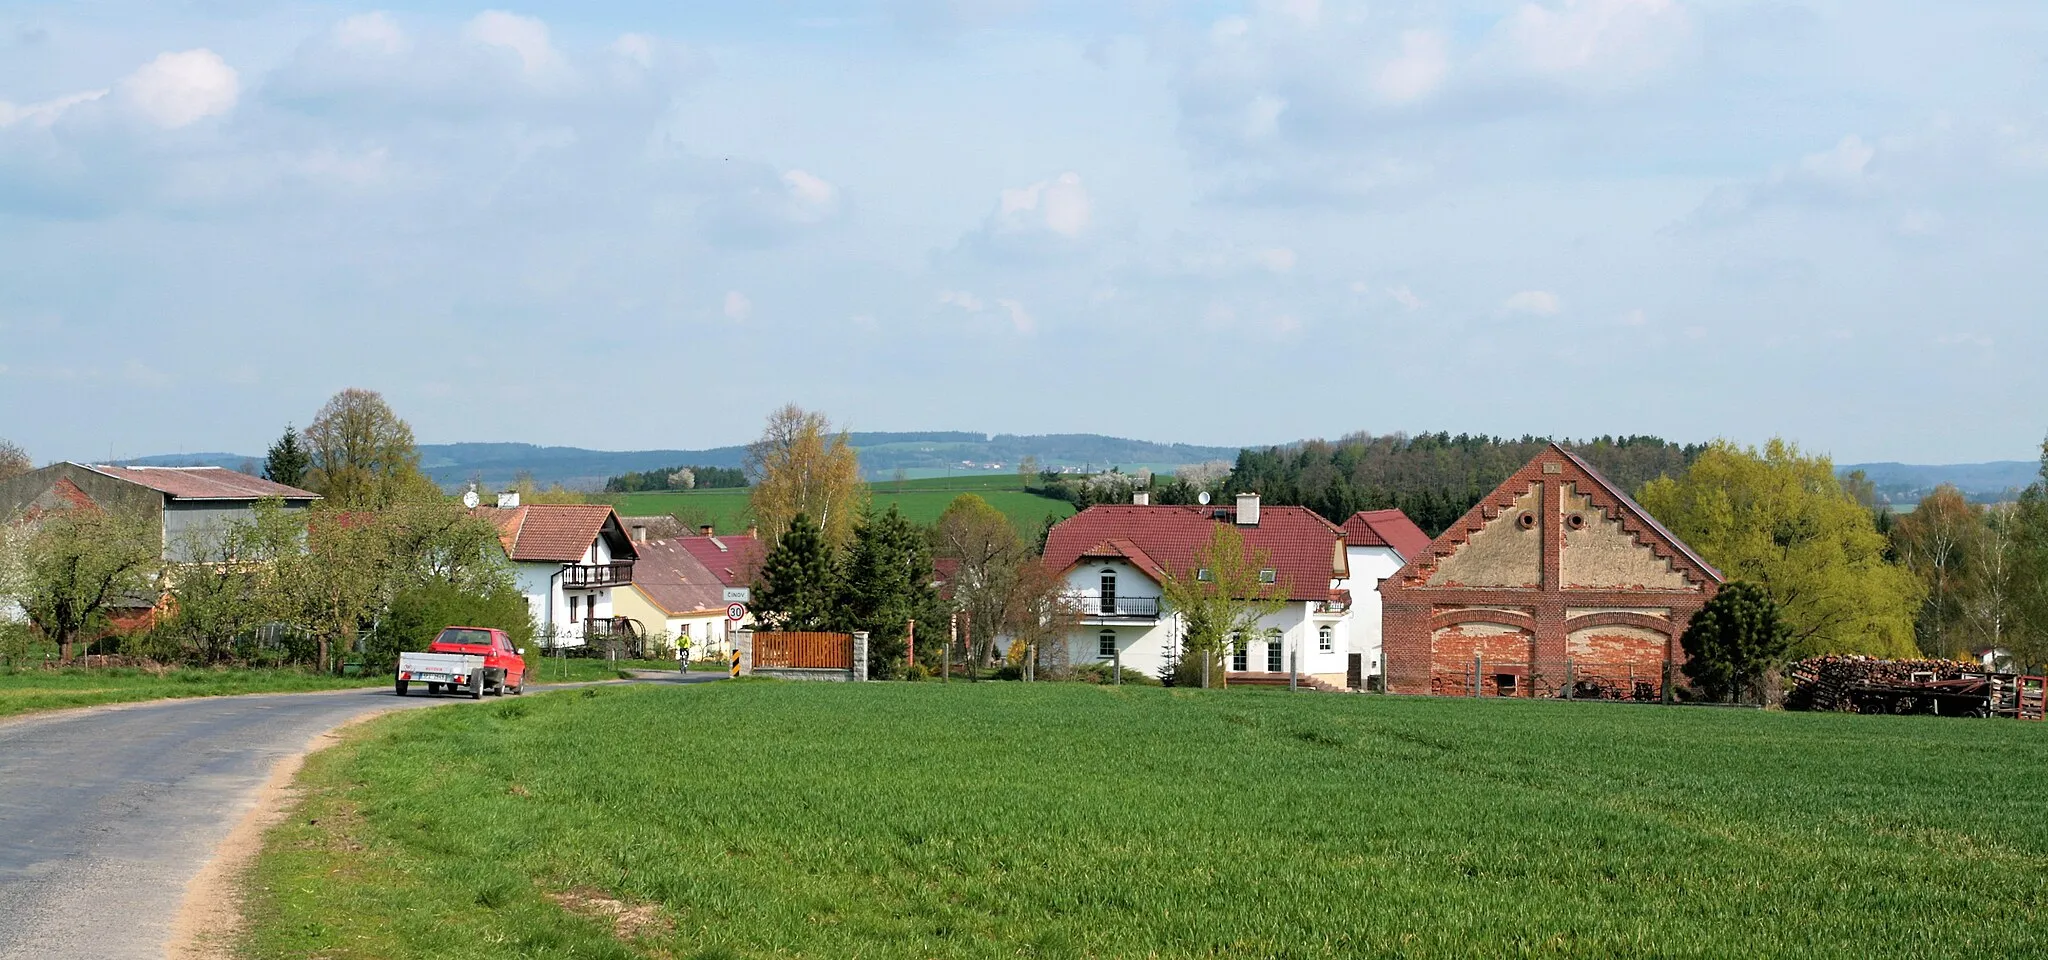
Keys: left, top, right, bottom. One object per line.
{"left": 754, "top": 513, "right": 834, "bottom": 631}
{"left": 1680, "top": 581, "right": 1792, "bottom": 703}
{"left": 264, "top": 424, "right": 310, "bottom": 489}
{"left": 834, "top": 505, "right": 939, "bottom": 676}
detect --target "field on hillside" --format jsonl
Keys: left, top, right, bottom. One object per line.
{"left": 244, "top": 683, "right": 2048, "bottom": 959}
{"left": 600, "top": 476, "right": 1073, "bottom": 533}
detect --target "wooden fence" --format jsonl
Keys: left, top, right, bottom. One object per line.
{"left": 752, "top": 632, "right": 853, "bottom": 670}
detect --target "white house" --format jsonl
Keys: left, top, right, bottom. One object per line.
{"left": 611, "top": 537, "right": 731, "bottom": 660}
{"left": 472, "top": 496, "right": 640, "bottom": 648}
{"left": 1040, "top": 493, "right": 1429, "bottom": 688}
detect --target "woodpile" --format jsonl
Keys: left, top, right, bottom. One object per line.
{"left": 1788, "top": 655, "right": 1978, "bottom": 712}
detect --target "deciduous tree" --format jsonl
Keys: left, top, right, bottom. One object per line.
{"left": 303, "top": 389, "right": 434, "bottom": 509}
{"left": 1679, "top": 581, "right": 1791, "bottom": 704}
{"left": 754, "top": 513, "right": 834, "bottom": 631}
{"left": 0, "top": 439, "right": 30, "bottom": 482}
{"left": 22, "top": 509, "right": 163, "bottom": 661}
{"left": 933, "top": 494, "right": 1024, "bottom": 665}
{"left": 1891, "top": 485, "right": 1984, "bottom": 658}
{"left": 1158, "top": 523, "right": 1287, "bottom": 688}
{"left": 746, "top": 404, "right": 864, "bottom": 548}
{"left": 1637, "top": 439, "right": 1922, "bottom": 658}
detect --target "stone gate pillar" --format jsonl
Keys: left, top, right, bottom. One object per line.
{"left": 851, "top": 631, "right": 870, "bottom": 681}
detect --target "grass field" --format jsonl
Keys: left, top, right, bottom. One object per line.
{"left": 599, "top": 476, "right": 1073, "bottom": 535}
{"left": 242, "top": 682, "right": 2048, "bottom": 959}
{"left": 0, "top": 666, "right": 385, "bottom": 719}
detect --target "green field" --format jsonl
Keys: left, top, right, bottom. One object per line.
{"left": 0, "top": 666, "right": 385, "bottom": 719}
{"left": 242, "top": 683, "right": 2048, "bottom": 959}
{"left": 599, "top": 475, "right": 1073, "bottom": 534}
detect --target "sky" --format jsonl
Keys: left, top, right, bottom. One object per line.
{"left": 2, "top": 0, "right": 2045, "bottom": 466}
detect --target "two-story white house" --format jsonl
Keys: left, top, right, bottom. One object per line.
{"left": 472, "top": 496, "right": 640, "bottom": 648}
{"left": 1041, "top": 493, "right": 1428, "bottom": 689}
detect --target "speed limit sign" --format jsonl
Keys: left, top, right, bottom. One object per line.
{"left": 726, "top": 602, "right": 747, "bottom": 621}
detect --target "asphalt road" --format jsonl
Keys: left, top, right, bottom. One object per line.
{"left": 0, "top": 674, "right": 719, "bottom": 960}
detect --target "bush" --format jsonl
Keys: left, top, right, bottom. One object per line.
{"left": 367, "top": 580, "right": 535, "bottom": 672}
{"left": 1071, "top": 662, "right": 1159, "bottom": 686}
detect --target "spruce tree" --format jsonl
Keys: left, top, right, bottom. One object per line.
{"left": 835, "top": 505, "right": 940, "bottom": 676}
{"left": 1680, "top": 581, "right": 1793, "bottom": 703}
{"left": 264, "top": 424, "right": 310, "bottom": 489}
{"left": 755, "top": 513, "right": 834, "bottom": 631}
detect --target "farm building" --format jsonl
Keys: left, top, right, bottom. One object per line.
{"left": 1041, "top": 493, "right": 1429, "bottom": 687}
{"left": 0, "top": 462, "right": 320, "bottom": 561}
{"left": 1380, "top": 444, "right": 1722, "bottom": 699}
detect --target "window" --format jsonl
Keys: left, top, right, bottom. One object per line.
{"left": 1197, "top": 568, "right": 1213, "bottom": 582}
{"left": 1259, "top": 568, "right": 1277, "bottom": 584}
{"left": 1099, "top": 569, "right": 1117, "bottom": 614}
{"left": 1318, "top": 625, "right": 1333, "bottom": 652}
{"left": 568, "top": 595, "right": 581, "bottom": 624}
{"left": 1267, "top": 634, "right": 1284, "bottom": 672}
{"left": 1099, "top": 630, "right": 1117, "bottom": 660}
{"left": 1231, "top": 634, "right": 1248, "bottom": 671}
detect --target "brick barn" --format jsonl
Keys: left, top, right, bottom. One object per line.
{"left": 1380, "top": 444, "right": 1722, "bottom": 700}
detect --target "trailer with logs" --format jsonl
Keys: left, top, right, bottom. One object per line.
{"left": 1789, "top": 656, "right": 2047, "bottom": 719}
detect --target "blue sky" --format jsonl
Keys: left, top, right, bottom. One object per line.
{"left": 2, "top": 0, "right": 2045, "bottom": 465}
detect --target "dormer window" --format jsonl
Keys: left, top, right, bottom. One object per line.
{"left": 1259, "top": 568, "right": 1277, "bottom": 584}
{"left": 1197, "top": 568, "right": 1213, "bottom": 582}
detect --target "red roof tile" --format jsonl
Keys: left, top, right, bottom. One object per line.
{"left": 1342, "top": 509, "right": 1433, "bottom": 562}
{"left": 629, "top": 539, "right": 729, "bottom": 616}
{"left": 675, "top": 533, "right": 768, "bottom": 588}
{"left": 471, "top": 503, "right": 632, "bottom": 563}
{"left": 88, "top": 465, "right": 319, "bottom": 501}
{"left": 1042, "top": 503, "right": 1345, "bottom": 601}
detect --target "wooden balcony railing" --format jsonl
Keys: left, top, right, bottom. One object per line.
{"left": 563, "top": 561, "right": 634, "bottom": 588}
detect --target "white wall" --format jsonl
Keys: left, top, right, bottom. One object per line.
{"left": 1340, "top": 545, "right": 1406, "bottom": 681}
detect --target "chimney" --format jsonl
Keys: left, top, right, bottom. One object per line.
{"left": 632, "top": 525, "right": 647, "bottom": 543}
{"left": 497, "top": 491, "right": 520, "bottom": 509}
{"left": 1132, "top": 491, "right": 1150, "bottom": 506}
{"left": 1235, "top": 492, "right": 1260, "bottom": 526}
{"left": 699, "top": 524, "right": 714, "bottom": 537}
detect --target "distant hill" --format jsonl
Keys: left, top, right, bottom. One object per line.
{"left": 120, "top": 433, "right": 1245, "bottom": 491}
{"left": 1838, "top": 461, "right": 2041, "bottom": 505}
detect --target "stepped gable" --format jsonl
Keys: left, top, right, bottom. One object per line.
{"left": 1042, "top": 503, "right": 1346, "bottom": 601}
{"left": 1379, "top": 444, "right": 1722, "bottom": 699}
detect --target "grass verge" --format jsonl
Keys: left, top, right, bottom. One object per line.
{"left": 240, "top": 683, "right": 2048, "bottom": 959}
{"left": 0, "top": 666, "right": 384, "bottom": 720}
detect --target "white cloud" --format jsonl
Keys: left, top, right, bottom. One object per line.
{"left": 1348, "top": 280, "right": 1369, "bottom": 294}
{"left": 1691, "top": 134, "right": 1882, "bottom": 224}
{"left": 611, "top": 33, "right": 654, "bottom": 68}
{"left": 996, "top": 172, "right": 1091, "bottom": 238}
{"left": 0, "top": 90, "right": 107, "bottom": 129}
{"left": 1375, "top": 30, "right": 1449, "bottom": 105}
{"left": 461, "top": 11, "right": 562, "bottom": 80}
{"left": 781, "top": 169, "right": 839, "bottom": 221}
{"left": 1241, "top": 94, "right": 1287, "bottom": 140}
{"left": 333, "top": 12, "right": 405, "bottom": 56}
{"left": 938, "top": 289, "right": 985, "bottom": 312}
{"left": 117, "top": 49, "right": 239, "bottom": 128}
{"left": 1621, "top": 308, "right": 1647, "bottom": 326}
{"left": 1489, "top": 0, "right": 1696, "bottom": 89}
{"left": 1257, "top": 0, "right": 1321, "bottom": 29}
{"left": 995, "top": 298, "right": 1035, "bottom": 334}
{"left": 723, "top": 290, "right": 753, "bottom": 321}
{"left": 1255, "top": 247, "right": 1297, "bottom": 274}
{"left": 1388, "top": 285, "right": 1423, "bottom": 310}
{"left": 1503, "top": 290, "right": 1563, "bottom": 315}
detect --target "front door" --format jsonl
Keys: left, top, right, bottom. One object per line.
{"left": 1347, "top": 653, "right": 1362, "bottom": 690}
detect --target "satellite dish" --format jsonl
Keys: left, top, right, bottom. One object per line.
{"left": 1197, "top": 491, "right": 1212, "bottom": 505}
{"left": 462, "top": 490, "right": 480, "bottom": 509}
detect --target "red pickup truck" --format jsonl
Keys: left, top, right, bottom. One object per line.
{"left": 395, "top": 626, "right": 527, "bottom": 698}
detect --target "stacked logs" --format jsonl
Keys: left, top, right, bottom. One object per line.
{"left": 1788, "top": 655, "right": 1979, "bottom": 712}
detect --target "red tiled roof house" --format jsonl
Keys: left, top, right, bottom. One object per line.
{"left": 1042, "top": 492, "right": 1429, "bottom": 687}
{"left": 470, "top": 494, "right": 639, "bottom": 648}
{"left": 1379, "top": 444, "right": 1723, "bottom": 699}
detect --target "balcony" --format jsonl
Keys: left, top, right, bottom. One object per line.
{"left": 583, "top": 616, "right": 643, "bottom": 640}
{"left": 1073, "top": 594, "right": 1162, "bottom": 621}
{"left": 1314, "top": 599, "right": 1351, "bottom": 616}
{"left": 562, "top": 561, "right": 634, "bottom": 589}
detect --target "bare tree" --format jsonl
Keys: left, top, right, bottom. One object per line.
{"left": 746, "top": 404, "right": 864, "bottom": 548}
{"left": 1892, "top": 485, "right": 1983, "bottom": 658}
{"left": 934, "top": 494, "right": 1024, "bottom": 666}
{"left": 1158, "top": 524, "right": 1287, "bottom": 687}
